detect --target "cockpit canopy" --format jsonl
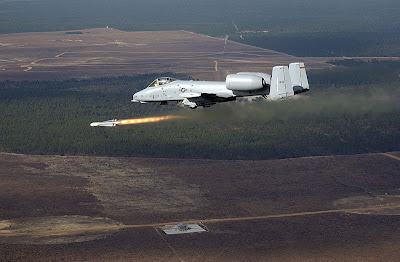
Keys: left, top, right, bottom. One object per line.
{"left": 148, "top": 77, "right": 177, "bottom": 88}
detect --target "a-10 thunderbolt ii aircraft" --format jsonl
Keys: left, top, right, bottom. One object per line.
{"left": 131, "top": 62, "right": 309, "bottom": 109}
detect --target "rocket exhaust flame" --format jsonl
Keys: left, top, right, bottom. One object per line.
{"left": 117, "top": 115, "right": 184, "bottom": 125}
{"left": 90, "top": 115, "right": 184, "bottom": 127}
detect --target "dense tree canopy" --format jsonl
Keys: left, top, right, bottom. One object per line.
{"left": 1, "top": 61, "right": 399, "bottom": 159}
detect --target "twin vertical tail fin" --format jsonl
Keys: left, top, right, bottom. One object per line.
{"left": 269, "top": 63, "right": 309, "bottom": 100}
{"left": 289, "top": 62, "right": 309, "bottom": 94}
{"left": 269, "top": 65, "right": 294, "bottom": 100}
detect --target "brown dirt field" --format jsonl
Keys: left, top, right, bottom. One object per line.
{"left": 0, "top": 28, "right": 330, "bottom": 81}
{"left": 0, "top": 152, "right": 400, "bottom": 261}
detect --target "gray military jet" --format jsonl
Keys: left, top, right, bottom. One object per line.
{"left": 132, "top": 63, "right": 309, "bottom": 109}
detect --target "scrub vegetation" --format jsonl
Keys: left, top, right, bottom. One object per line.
{"left": 1, "top": 60, "right": 399, "bottom": 160}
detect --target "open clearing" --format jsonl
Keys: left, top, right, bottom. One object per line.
{"left": 0, "top": 29, "right": 398, "bottom": 259}
{"left": 0, "top": 152, "right": 400, "bottom": 261}
{"left": 0, "top": 28, "right": 330, "bottom": 81}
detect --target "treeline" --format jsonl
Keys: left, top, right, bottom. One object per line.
{"left": 2, "top": 0, "right": 400, "bottom": 39}
{"left": 231, "top": 32, "right": 400, "bottom": 57}
{"left": 309, "top": 59, "right": 400, "bottom": 87}
{"left": 0, "top": 62, "right": 399, "bottom": 160}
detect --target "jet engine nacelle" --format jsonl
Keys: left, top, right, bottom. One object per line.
{"left": 226, "top": 74, "right": 266, "bottom": 91}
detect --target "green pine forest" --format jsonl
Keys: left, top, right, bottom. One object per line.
{"left": 1, "top": 60, "right": 399, "bottom": 160}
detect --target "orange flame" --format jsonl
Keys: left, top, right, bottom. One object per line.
{"left": 116, "top": 115, "right": 184, "bottom": 125}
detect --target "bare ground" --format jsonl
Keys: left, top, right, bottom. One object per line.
{"left": 0, "top": 152, "right": 400, "bottom": 261}
{"left": 0, "top": 28, "right": 331, "bottom": 81}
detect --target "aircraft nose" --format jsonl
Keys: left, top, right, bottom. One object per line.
{"left": 131, "top": 89, "right": 147, "bottom": 102}
{"left": 131, "top": 91, "right": 141, "bottom": 102}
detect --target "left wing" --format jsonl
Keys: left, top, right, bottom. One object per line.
{"left": 181, "top": 92, "right": 235, "bottom": 108}
{"left": 179, "top": 92, "right": 202, "bottom": 98}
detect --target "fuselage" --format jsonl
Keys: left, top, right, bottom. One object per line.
{"left": 131, "top": 63, "right": 309, "bottom": 108}
{"left": 132, "top": 80, "right": 226, "bottom": 102}
{"left": 132, "top": 79, "right": 269, "bottom": 103}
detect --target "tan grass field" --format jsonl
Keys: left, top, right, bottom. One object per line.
{"left": 0, "top": 28, "right": 331, "bottom": 81}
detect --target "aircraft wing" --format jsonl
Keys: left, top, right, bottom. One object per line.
{"left": 179, "top": 90, "right": 232, "bottom": 99}
{"left": 179, "top": 93, "right": 202, "bottom": 98}
{"left": 182, "top": 92, "right": 235, "bottom": 108}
